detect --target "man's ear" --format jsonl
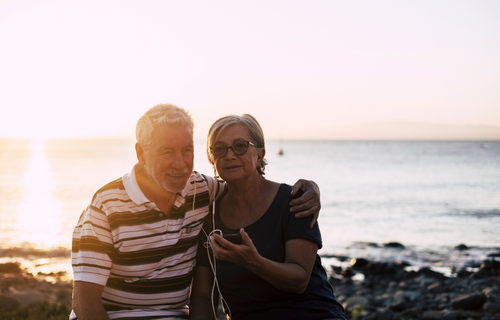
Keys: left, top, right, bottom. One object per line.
{"left": 136, "top": 143, "right": 146, "bottom": 165}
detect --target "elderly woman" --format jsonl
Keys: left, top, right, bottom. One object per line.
{"left": 189, "top": 114, "right": 345, "bottom": 320}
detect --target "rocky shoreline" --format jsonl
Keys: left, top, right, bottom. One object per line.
{"left": 328, "top": 247, "right": 500, "bottom": 320}
{"left": 1, "top": 243, "right": 499, "bottom": 320}
{"left": 0, "top": 262, "right": 72, "bottom": 319}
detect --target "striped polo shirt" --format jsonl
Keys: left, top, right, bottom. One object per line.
{"left": 70, "top": 166, "right": 224, "bottom": 320}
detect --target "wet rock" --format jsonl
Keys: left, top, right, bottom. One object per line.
{"left": 451, "top": 292, "right": 487, "bottom": 310}
{"left": 350, "top": 258, "right": 370, "bottom": 269}
{"left": 360, "top": 311, "right": 391, "bottom": 320}
{"left": 483, "top": 287, "right": 500, "bottom": 303}
{"left": 487, "top": 252, "right": 500, "bottom": 258}
{"left": 481, "top": 259, "right": 500, "bottom": 270}
{"left": 384, "top": 242, "right": 405, "bottom": 249}
{"left": 391, "top": 290, "right": 420, "bottom": 311}
{"left": 483, "top": 301, "right": 500, "bottom": 313}
{"left": 422, "top": 310, "right": 443, "bottom": 320}
{"left": 362, "top": 261, "right": 406, "bottom": 278}
{"left": 331, "top": 266, "right": 343, "bottom": 275}
{"left": 0, "top": 294, "right": 20, "bottom": 311}
{"left": 0, "top": 262, "right": 22, "bottom": 274}
{"left": 419, "top": 275, "right": 438, "bottom": 287}
{"left": 394, "top": 307, "right": 421, "bottom": 318}
{"left": 441, "top": 310, "right": 464, "bottom": 320}
{"left": 456, "top": 269, "right": 473, "bottom": 278}
{"left": 342, "top": 267, "right": 355, "bottom": 278}
{"left": 454, "top": 244, "right": 469, "bottom": 251}
{"left": 343, "top": 295, "right": 370, "bottom": 315}
{"left": 417, "top": 267, "right": 447, "bottom": 280}
{"left": 428, "top": 282, "right": 445, "bottom": 293}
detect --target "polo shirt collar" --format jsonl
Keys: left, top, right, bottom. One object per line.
{"left": 122, "top": 164, "right": 150, "bottom": 205}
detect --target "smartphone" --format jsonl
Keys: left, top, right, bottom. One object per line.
{"left": 223, "top": 233, "right": 243, "bottom": 245}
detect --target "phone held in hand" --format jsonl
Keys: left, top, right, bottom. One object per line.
{"left": 223, "top": 233, "right": 243, "bottom": 245}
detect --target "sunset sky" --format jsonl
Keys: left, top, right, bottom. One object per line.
{"left": 0, "top": 0, "right": 499, "bottom": 139}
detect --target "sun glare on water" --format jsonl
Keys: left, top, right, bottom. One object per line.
{"left": 15, "top": 140, "right": 64, "bottom": 248}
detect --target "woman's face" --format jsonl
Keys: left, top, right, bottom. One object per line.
{"left": 212, "top": 124, "right": 264, "bottom": 182}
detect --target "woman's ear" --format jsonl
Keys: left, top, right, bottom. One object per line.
{"left": 257, "top": 148, "right": 266, "bottom": 164}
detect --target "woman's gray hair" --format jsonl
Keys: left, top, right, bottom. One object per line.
{"left": 136, "top": 103, "right": 194, "bottom": 150}
{"left": 207, "top": 114, "right": 268, "bottom": 177}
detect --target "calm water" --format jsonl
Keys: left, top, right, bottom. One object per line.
{"left": 1, "top": 139, "right": 499, "bottom": 275}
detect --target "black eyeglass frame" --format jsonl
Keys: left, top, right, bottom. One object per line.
{"left": 210, "top": 140, "right": 258, "bottom": 158}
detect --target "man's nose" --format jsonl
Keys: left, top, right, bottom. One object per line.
{"left": 171, "top": 152, "right": 186, "bottom": 169}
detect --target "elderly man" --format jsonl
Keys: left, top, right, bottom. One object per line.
{"left": 70, "top": 104, "right": 321, "bottom": 320}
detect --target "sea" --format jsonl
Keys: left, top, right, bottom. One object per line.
{"left": 0, "top": 139, "right": 499, "bottom": 279}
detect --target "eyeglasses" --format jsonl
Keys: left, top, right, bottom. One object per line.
{"left": 210, "top": 140, "right": 258, "bottom": 158}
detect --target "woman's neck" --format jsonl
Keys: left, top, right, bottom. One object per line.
{"left": 219, "top": 174, "right": 280, "bottom": 229}
{"left": 225, "top": 173, "right": 266, "bottom": 204}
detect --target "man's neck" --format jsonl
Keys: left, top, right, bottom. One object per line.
{"left": 134, "top": 165, "right": 176, "bottom": 216}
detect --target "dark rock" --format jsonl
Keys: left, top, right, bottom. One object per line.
{"left": 331, "top": 266, "right": 343, "bottom": 275}
{"left": 384, "top": 242, "right": 405, "bottom": 249}
{"left": 487, "top": 252, "right": 500, "bottom": 258}
{"left": 456, "top": 269, "right": 473, "bottom": 278}
{"left": 483, "top": 301, "right": 500, "bottom": 313}
{"left": 0, "top": 262, "right": 22, "bottom": 274}
{"left": 422, "top": 310, "right": 443, "bottom": 320}
{"left": 361, "top": 311, "right": 391, "bottom": 320}
{"left": 391, "top": 290, "right": 420, "bottom": 311}
{"left": 428, "top": 282, "right": 445, "bottom": 293}
{"left": 0, "top": 295, "right": 20, "bottom": 311}
{"left": 362, "top": 261, "right": 406, "bottom": 278}
{"left": 471, "top": 269, "right": 491, "bottom": 279}
{"left": 419, "top": 276, "right": 438, "bottom": 287}
{"left": 394, "top": 307, "right": 421, "bottom": 318}
{"left": 483, "top": 287, "right": 500, "bottom": 303}
{"left": 342, "top": 267, "right": 355, "bottom": 278}
{"left": 481, "top": 259, "right": 500, "bottom": 270}
{"left": 343, "top": 295, "right": 370, "bottom": 315}
{"left": 350, "top": 258, "right": 370, "bottom": 269}
{"left": 391, "top": 299, "right": 406, "bottom": 311}
{"left": 451, "top": 292, "right": 487, "bottom": 310}
{"left": 417, "top": 267, "right": 447, "bottom": 280}
{"left": 453, "top": 244, "right": 469, "bottom": 251}
{"left": 441, "top": 310, "right": 464, "bottom": 320}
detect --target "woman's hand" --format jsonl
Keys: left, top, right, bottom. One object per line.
{"left": 289, "top": 180, "right": 321, "bottom": 228}
{"left": 210, "top": 228, "right": 260, "bottom": 267}
{"left": 211, "top": 229, "right": 318, "bottom": 294}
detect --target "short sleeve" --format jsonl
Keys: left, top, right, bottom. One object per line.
{"left": 282, "top": 189, "right": 323, "bottom": 250}
{"left": 203, "top": 174, "right": 226, "bottom": 203}
{"left": 71, "top": 197, "right": 114, "bottom": 286}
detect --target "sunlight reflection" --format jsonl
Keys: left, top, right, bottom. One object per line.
{"left": 15, "top": 139, "right": 64, "bottom": 248}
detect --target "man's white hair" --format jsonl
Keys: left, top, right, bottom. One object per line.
{"left": 136, "top": 103, "right": 194, "bottom": 150}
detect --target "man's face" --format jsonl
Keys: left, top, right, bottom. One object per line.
{"left": 140, "top": 125, "right": 194, "bottom": 194}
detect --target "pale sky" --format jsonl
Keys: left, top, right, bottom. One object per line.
{"left": 0, "top": 0, "right": 499, "bottom": 139}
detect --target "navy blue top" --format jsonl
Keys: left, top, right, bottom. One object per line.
{"left": 196, "top": 184, "right": 346, "bottom": 320}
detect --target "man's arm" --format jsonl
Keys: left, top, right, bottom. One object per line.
{"left": 189, "top": 266, "right": 218, "bottom": 320}
{"left": 205, "top": 175, "right": 321, "bottom": 228}
{"left": 289, "top": 179, "right": 321, "bottom": 228}
{"left": 72, "top": 281, "right": 110, "bottom": 320}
